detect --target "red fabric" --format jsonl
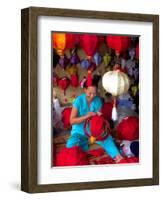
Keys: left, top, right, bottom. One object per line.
{"left": 87, "top": 148, "right": 105, "bottom": 157}
{"left": 54, "top": 146, "right": 89, "bottom": 166}
{"left": 87, "top": 71, "right": 92, "bottom": 87}
{"left": 117, "top": 158, "right": 128, "bottom": 164}
{"left": 90, "top": 115, "right": 109, "bottom": 141}
{"left": 97, "top": 156, "right": 115, "bottom": 164}
{"left": 58, "top": 77, "right": 70, "bottom": 95}
{"left": 80, "top": 34, "right": 98, "bottom": 58}
{"left": 70, "top": 74, "right": 79, "bottom": 87}
{"left": 106, "top": 35, "right": 131, "bottom": 54}
{"left": 101, "top": 102, "right": 113, "bottom": 121}
{"left": 126, "top": 157, "right": 139, "bottom": 163}
{"left": 117, "top": 116, "right": 139, "bottom": 141}
{"left": 62, "top": 107, "right": 72, "bottom": 129}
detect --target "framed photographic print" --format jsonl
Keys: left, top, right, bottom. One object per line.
{"left": 21, "top": 7, "right": 159, "bottom": 193}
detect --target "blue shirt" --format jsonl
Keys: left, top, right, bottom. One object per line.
{"left": 71, "top": 93, "right": 102, "bottom": 136}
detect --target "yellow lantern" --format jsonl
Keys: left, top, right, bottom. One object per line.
{"left": 102, "top": 70, "right": 130, "bottom": 121}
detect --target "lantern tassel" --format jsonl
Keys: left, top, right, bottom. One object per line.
{"left": 112, "top": 98, "right": 118, "bottom": 121}
{"left": 87, "top": 70, "right": 92, "bottom": 87}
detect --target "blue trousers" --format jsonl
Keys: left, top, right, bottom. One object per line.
{"left": 66, "top": 134, "right": 120, "bottom": 159}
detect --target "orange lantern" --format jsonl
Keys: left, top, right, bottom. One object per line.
{"left": 53, "top": 33, "right": 75, "bottom": 57}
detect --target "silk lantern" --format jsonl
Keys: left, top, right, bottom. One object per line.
{"left": 80, "top": 34, "right": 98, "bottom": 59}
{"left": 53, "top": 33, "right": 75, "bottom": 57}
{"left": 58, "top": 77, "right": 70, "bottom": 95}
{"left": 70, "top": 74, "right": 79, "bottom": 88}
{"left": 102, "top": 70, "right": 130, "bottom": 121}
{"left": 106, "top": 35, "right": 131, "bottom": 56}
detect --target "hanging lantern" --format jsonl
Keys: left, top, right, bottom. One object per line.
{"left": 80, "top": 34, "right": 98, "bottom": 59}
{"left": 106, "top": 35, "right": 131, "bottom": 56}
{"left": 65, "top": 33, "right": 76, "bottom": 49}
{"left": 53, "top": 33, "right": 75, "bottom": 57}
{"left": 58, "top": 77, "right": 70, "bottom": 95}
{"left": 102, "top": 70, "right": 130, "bottom": 121}
{"left": 103, "top": 53, "right": 112, "bottom": 67}
{"left": 66, "top": 65, "right": 78, "bottom": 76}
{"left": 129, "top": 48, "right": 136, "bottom": 60}
{"left": 58, "top": 55, "right": 69, "bottom": 70}
{"left": 117, "top": 116, "right": 139, "bottom": 141}
{"left": 93, "top": 52, "right": 102, "bottom": 66}
{"left": 70, "top": 74, "right": 79, "bottom": 88}
{"left": 81, "top": 59, "right": 91, "bottom": 70}
{"left": 70, "top": 53, "right": 80, "bottom": 65}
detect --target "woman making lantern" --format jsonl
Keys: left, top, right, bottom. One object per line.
{"left": 66, "top": 71, "right": 125, "bottom": 163}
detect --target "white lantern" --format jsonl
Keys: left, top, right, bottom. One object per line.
{"left": 102, "top": 70, "right": 130, "bottom": 121}
{"left": 102, "top": 70, "right": 130, "bottom": 96}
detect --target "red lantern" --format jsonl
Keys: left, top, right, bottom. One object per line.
{"left": 65, "top": 33, "right": 76, "bottom": 49}
{"left": 80, "top": 34, "right": 98, "bottom": 59}
{"left": 70, "top": 74, "right": 79, "bottom": 88}
{"left": 117, "top": 116, "right": 139, "bottom": 141}
{"left": 62, "top": 107, "right": 72, "bottom": 129}
{"left": 54, "top": 146, "right": 89, "bottom": 166}
{"left": 58, "top": 77, "right": 70, "bottom": 95}
{"left": 106, "top": 35, "right": 131, "bottom": 56}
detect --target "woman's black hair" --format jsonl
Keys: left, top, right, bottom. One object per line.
{"left": 83, "top": 74, "right": 101, "bottom": 89}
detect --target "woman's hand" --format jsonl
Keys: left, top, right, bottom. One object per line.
{"left": 86, "top": 112, "right": 96, "bottom": 118}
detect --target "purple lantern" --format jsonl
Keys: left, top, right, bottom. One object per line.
{"left": 59, "top": 55, "right": 69, "bottom": 69}
{"left": 70, "top": 53, "right": 80, "bottom": 65}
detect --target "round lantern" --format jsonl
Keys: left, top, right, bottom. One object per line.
{"left": 117, "top": 116, "right": 139, "bottom": 141}
{"left": 53, "top": 33, "right": 75, "bottom": 57}
{"left": 102, "top": 70, "right": 130, "bottom": 121}
{"left": 80, "top": 34, "right": 98, "bottom": 59}
{"left": 106, "top": 35, "right": 131, "bottom": 56}
{"left": 102, "top": 70, "right": 130, "bottom": 96}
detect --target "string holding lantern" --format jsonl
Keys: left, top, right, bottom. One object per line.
{"left": 106, "top": 35, "right": 131, "bottom": 58}
{"left": 102, "top": 69, "right": 130, "bottom": 121}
